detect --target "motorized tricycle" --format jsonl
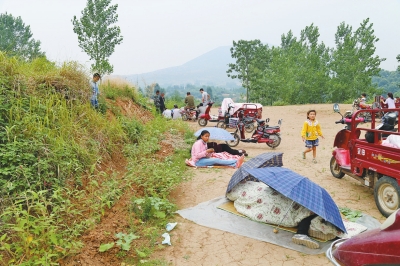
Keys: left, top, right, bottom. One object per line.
{"left": 225, "top": 110, "right": 282, "bottom": 148}
{"left": 217, "top": 101, "right": 262, "bottom": 132}
{"left": 217, "top": 104, "right": 255, "bottom": 133}
{"left": 331, "top": 103, "right": 400, "bottom": 217}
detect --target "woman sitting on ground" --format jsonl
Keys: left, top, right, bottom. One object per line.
{"left": 191, "top": 130, "right": 239, "bottom": 168}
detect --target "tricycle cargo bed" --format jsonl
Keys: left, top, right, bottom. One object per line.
{"left": 331, "top": 105, "right": 400, "bottom": 217}
{"left": 219, "top": 98, "right": 262, "bottom": 121}
{"left": 353, "top": 139, "right": 400, "bottom": 181}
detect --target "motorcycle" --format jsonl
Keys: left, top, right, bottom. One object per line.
{"left": 352, "top": 98, "right": 380, "bottom": 120}
{"left": 181, "top": 107, "right": 197, "bottom": 122}
{"left": 216, "top": 105, "right": 255, "bottom": 133}
{"left": 226, "top": 110, "right": 282, "bottom": 148}
{"left": 197, "top": 102, "right": 218, "bottom": 126}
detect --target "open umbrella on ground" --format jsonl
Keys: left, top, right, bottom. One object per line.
{"left": 194, "top": 127, "right": 235, "bottom": 141}
{"left": 226, "top": 152, "right": 283, "bottom": 193}
{"left": 243, "top": 167, "right": 346, "bottom": 233}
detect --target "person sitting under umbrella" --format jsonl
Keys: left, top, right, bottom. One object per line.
{"left": 191, "top": 130, "right": 242, "bottom": 168}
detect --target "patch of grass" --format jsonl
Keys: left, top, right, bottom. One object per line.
{"left": 339, "top": 207, "right": 363, "bottom": 221}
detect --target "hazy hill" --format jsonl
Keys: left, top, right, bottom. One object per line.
{"left": 124, "top": 46, "right": 241, "bottom": 88}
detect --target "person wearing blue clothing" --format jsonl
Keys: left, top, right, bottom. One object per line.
{"left": 90, "top": 73, "right": 101, "bottom": 108}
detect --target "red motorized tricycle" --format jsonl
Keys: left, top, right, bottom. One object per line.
{"left": 331, "top": 103, "right": 400, "bottom": 217}
{"left": 216, "top": 99, "right": 262, "bottom": 133}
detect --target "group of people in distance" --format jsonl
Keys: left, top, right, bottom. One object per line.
{"left": 152, "top": 88, "right": 211, "bottom": 120}
{"left": 358, "top": 92, "right": 399, "bottom": 124}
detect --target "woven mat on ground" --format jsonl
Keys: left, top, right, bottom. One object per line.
{"left": 217, "top": 201, "right": 330, "bottom": 242}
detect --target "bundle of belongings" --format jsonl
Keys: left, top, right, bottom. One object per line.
{"left": 223, "top": 152, "right": 366, "bottom": 249}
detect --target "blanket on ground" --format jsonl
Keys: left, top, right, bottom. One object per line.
{"left": 227, "top": 181, "right": 345, "bottom": 237}
{"left": 185, "top": 152, "right": 242, "bottom": 168}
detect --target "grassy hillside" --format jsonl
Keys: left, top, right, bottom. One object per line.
{"left": 0, "top": 52, "right": 193, "bottom": 265}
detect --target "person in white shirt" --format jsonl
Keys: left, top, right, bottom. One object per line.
{"left": 196, "top": 103, "right": 208, "bottom": 120}
{"left": 172, "top": 105, "right": 182, "bottom": 120}
{"left": 381, "top": 92, "right": 396, "bottom": 109}
{"left": 199, "top": 88, "right": 210, "bottom": 105}
{"left": 162, "top": 108, "right": 173, "bottom": 119}
{"left": 381, "top": 92, "right": 398, "bottom": 124}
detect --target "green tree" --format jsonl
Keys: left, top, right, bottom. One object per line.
{"left": 227, "top": 40, "right": 266, "bottom": 102}
{"left": 329, "top": 18, "right": 384, "bottom": 102}
{"left": 72, "top": 0, "right": 123, "bottom": 75}
{"left": 0, "top": 12, "right": 45, "bottom": 60}
{"left": 254, "top": 25, "right": 329, "bottom": 105}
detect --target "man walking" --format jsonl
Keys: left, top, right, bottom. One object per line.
{"left": 199, "top": 88, "right": 210, "bottom": 105}
{"left": 90, "top": 73, "right": 101, "bottom": 108}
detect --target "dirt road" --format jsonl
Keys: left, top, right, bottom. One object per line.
{"left": 151, "top": 104, "right": 385, "bottom": 265}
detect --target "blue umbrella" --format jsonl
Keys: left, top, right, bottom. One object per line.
{"left": 226, "top": 152, "right": 283, "bottom": 193}
{"left": 194, "top": 127, "right": 234, "bottom": 141}
{"left": 243, "top": 167, "right": 347, "bottom": 233}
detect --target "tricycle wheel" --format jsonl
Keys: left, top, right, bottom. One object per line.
{"left": 245, "top": 123, "right": 255, "bottom": 133}
{"left": 226, "top": 133, "right": 240, "bottom": 147}
{"left": 216, "top": 121, "right": 227, "bottom": 129}
{"left": 198, "top": 118, "right": 207, "bottom": 127}
{"left": 266, "top": 134, "right": 281, "bottom": 148}
{"left": 374, "top": 176, "right": 400, "bottom": 218}
{"left": 181, "top": 114, "right": 188, "bottom": 121}
{"left": 330, "top": 156, "right": 345, "bottom": 179}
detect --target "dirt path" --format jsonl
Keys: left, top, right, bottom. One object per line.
{"left": 151, "top": 104, "right": 385, "bottom": 265}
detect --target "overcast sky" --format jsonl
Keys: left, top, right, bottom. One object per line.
{"left": 1, "top": 0, "right": 399, "bottom": 75}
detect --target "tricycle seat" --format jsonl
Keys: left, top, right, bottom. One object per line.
{"left": 265, "top": 126, "right": 280, "bottom": 130}
{"left": 256, "top": 119, "right": 265, "bottom": 124}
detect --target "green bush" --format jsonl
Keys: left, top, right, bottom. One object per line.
{"left": 131, "top": 196, "right": 176, "bottom": 222}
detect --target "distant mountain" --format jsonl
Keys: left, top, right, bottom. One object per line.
{"left": 124, "top": 46, "right": 241, "bottom": 88}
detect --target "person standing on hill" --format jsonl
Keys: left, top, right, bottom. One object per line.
{"left": 199, "top": 88, "right": 210, "bottom": 105}
{"left": 301, "top": 110, "right": 324, "bottom": 164}
{"left": 160, "top": 92, "right": 166, "bottom": 113}
{"left": 90, "top": 73, "right": 101, "bottom": 108}
{"left": 153, "top": 90, "right": 161, "bottom": 114}
{"left": 185, "top": 92, "right": 195, "bottom": 110}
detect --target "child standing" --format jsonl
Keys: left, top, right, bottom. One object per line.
{"left": 301, "top": 110, "right": 324, "bottom": 163}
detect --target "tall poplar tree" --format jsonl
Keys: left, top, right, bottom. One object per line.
{"left": 329, "top": 18, "right": 384, "bottom": 102}
{"left": 72, "top": 0, "right": 123, "bottom": 75}
{"left": 227, "top": 40, "right": 266, "bottom": 102}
